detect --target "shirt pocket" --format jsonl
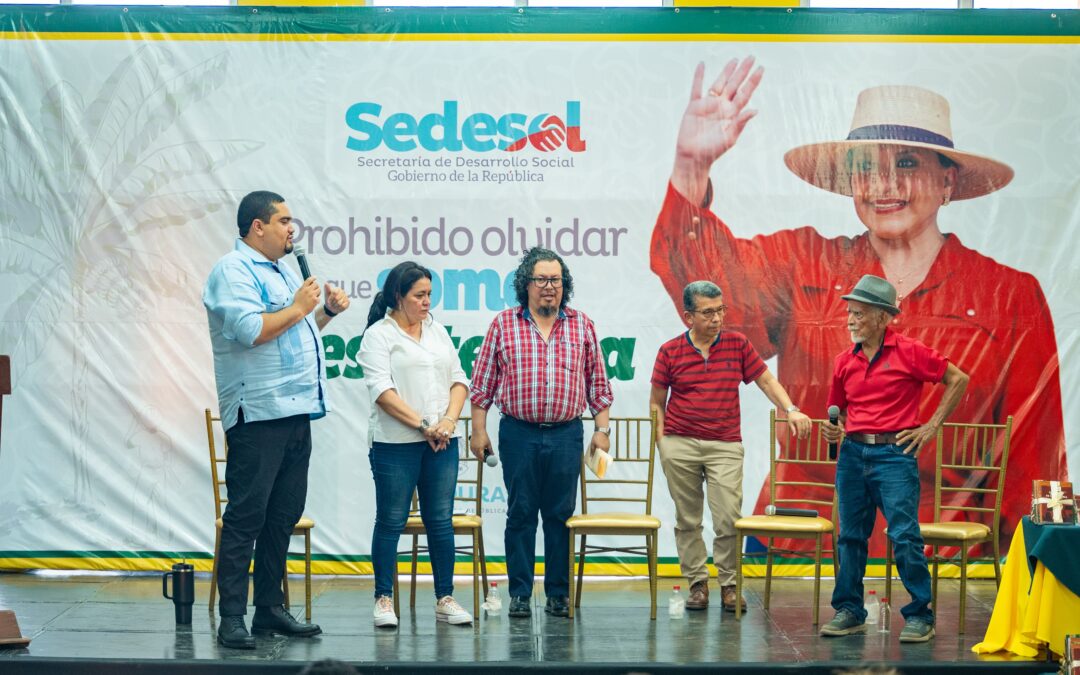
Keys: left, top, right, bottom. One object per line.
{"left": 555, "top": 339, "right": 584, "bottom": 374}
{"left": 262, "top": 289, "right": 297, "bottom": 369}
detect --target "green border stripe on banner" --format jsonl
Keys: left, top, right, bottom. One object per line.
{"left": 0, "top": 7, "right": 1078, "bottom": 42}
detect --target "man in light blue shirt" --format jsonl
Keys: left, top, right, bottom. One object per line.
{"left": 203, "top": 190, "right": 349, "bottom": 649}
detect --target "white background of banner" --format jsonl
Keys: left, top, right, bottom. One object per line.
{"left": 0, "top": 29, "right": 1077, "bottom": 567}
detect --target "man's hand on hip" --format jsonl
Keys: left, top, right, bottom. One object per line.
{"left": 896, "top": 424, "right": 937, "bottom": 456}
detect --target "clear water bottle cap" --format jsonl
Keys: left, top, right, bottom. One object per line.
{"left": 673, "top": 585, "right": 681, "bottom": 590}
{"left": 868, "top": 590, "right": 876, "bottom": 595}
{"left": 880, "top": 597, "right": 888, "bottom": 602}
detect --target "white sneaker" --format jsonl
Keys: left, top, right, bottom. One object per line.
{"left": 373, "top": 595, "right": 398, "bottom": 628}
{"left": 435, "top": 596, "right": 473, "bottom": 625}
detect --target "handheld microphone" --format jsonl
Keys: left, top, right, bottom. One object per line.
{"left": 765, "top": 505, "right": 819, "bottom": 518}
{"left": 293, "top": 244, "right": 312, "bottom": 280}
{"left": 827, "top": 405, "right": 840, "bottom": 460}
{"left": 483, "top": 448, "right": 499, "bottom": 468}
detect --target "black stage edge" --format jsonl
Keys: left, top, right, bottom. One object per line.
{"left": 0, "top": 572, "right": 1056, "bottom": 674}
{"left": 0, "top": 659, "right": 1058, "bottom": 675}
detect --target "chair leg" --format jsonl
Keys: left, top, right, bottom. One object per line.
{"left": 210, "top": 528, "right": 221, "bottom": 613}
{"left": 813, "top": 534, "right": 823, "bottom": 626}
{"left": 410, "top": 534, "right": 419, "bottom": 610}
{"left": 931, "top": 546, "right": 939, "bottom": 612}
{"left": 764, "top": 537, "right": 774, "bottom": 610}
{"left": 735, "top": 533, "right": 744, "bottom": 620}
{"left": 478, "top": 534, "right": 489, "bottom": 592}
{"left": 992, "top": 536, "right": 1002, "bottom": 588}
{"left": 575, "top": 535, "right": 587, "bottom": 609}
{"left": 958, "top": 545, "right": 968, "bottom": 633}
{"left": 648, "top": 532, "right": 658, "bottom": 621}
{"left": 304, "top": 529, "right": 312, "bottom": 622}
{"left": 283, "top": 562, "right": 291, "bottom": 612}
{"left": 884, "top": 538, "right": 893, "bottom": 602}
{"left": 393, "top": 566, "right": 401, "bottom": 618}
{"left": 471, "top": 531, "right": 480, "bottom": 620}
{"left": 567, "top": 529, "right": 576, "bottom": 619}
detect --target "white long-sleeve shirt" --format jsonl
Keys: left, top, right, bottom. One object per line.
{"left": 357, "top": 314, "right": 469, "bottom": 445}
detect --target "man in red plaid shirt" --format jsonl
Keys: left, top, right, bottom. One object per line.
{"left": 470, "top": 248, "right": 615, "bottom": 619}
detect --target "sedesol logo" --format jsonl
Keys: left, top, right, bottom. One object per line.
{"left": 345, "top": 101, "right": 586, "bottom": 153}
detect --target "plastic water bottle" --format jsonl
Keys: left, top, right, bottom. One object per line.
{"left": 864, "top": 589, "right": 880, "bottom": 625}
{"left": 669, "top": 585, "right": 686, "bottom": 619}
{"left": 878, "top": 597, "right": 891, "bottom": 633}
{"left": 482, "top": 582, "right": 502, "bottom": 616}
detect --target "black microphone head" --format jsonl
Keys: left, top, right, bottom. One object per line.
{"left": 827, "top": 405, "right": 840, "bottom": 421}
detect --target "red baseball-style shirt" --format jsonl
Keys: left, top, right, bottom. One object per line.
{"left": 470, "top": 306, "right": 614, "bottom": 423}
{"left": 827, "top": 329, "right": 949, "bottom": 434}
{"left": 651, "top": 331, "right": 766, "bottom": 442}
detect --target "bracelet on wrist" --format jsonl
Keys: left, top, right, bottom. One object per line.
{"left": 323, "top": 303, "right": 339, "bottom": 318}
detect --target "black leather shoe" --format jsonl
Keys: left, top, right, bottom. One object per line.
{"left": 508, "top": 596, "right": 532, "bottom": 618}
{"left": 217, "top": 615, "right": 256, "bottom": 649}
{"left": 252, "top": 605, "right": 322, "bottom": 637}
{"left": 544, "top": 596, "right": 570, "bottom": 617}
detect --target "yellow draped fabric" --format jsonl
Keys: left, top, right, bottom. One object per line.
{"left": 972, "top": 521, "right": 1080, "bottom": 658}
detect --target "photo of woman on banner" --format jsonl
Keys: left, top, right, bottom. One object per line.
{"left": 650, "top": 56, "right": 1066, "bottom": 557}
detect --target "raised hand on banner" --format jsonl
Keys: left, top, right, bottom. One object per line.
{"left": 671, "top": 57, "right": 764, "bottom": 207}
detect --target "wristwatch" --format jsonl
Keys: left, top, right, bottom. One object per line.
{"left": 595, "top": 426, "right": 611, "bottom": 436}
{"left": 418, "top": 418, "right": 431, "bottom": 433}
{"left": 784, "top": 406, "right": 800, "bottom": 414}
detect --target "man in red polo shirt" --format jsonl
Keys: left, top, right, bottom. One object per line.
{"left": 651, "top": 280, "right": 810, "bottom": 612}
{"left": 820, "top": 275, "right": 969, "bottom": 643}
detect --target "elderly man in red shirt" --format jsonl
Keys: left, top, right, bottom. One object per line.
{"left": 820, "top": 275, "right": 969, "bottom": 643}
{"left": 470, "top": 247, "right": 614, "bottom": 619}
{"left": 651, "top": 280, "right": 810, "bottom": 613}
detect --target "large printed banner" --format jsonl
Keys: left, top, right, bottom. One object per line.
{"left": 0, "top": 7, "right": 1077, "bottom": 575}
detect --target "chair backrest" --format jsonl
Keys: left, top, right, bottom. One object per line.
{"left": 767, "top": 409, "right": 837, "bottom": 520}
{"left": 204, "top": 409, "right": 227, "bottom": 520}
{"left": 409, "top": 417, "right": 485, "bottom": 517}
{"left": 933, "top": 416, "right": 1013, "bottom": 528}
{"left": 579, "top": 412, "right": 657, "bottom": 515}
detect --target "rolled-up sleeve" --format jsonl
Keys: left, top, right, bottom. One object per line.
{"left": 469, "top": 320, "right": 501, "bottom": 410}
{"left": 203, "top": 258, "right": 265, "bottom": 348}
{"left": 583, "top": 319, "right": 614, "bottom": 415}
{"left": 358, "top": 327, "right": 396, "bottom": 402}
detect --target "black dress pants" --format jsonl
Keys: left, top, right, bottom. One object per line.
{"left": 217, "top": 411, "right": 311, "bottom": 617}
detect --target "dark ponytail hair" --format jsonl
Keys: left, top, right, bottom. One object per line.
{"left": 364, "top": 261, "right": 434, "bottom": 330}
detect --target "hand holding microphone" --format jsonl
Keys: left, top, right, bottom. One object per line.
{"left": 826, "top": 405, "right": 841, "bottom": 460}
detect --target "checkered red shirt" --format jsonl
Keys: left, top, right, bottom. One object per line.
{"left": 470, "top": 306, "right": 614, "bottom": 423}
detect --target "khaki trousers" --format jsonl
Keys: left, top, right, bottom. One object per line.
{"left": 658, "top": 434, "right": 744, "bottom": 587}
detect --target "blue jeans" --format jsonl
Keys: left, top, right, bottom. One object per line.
{"left": 499, "top": 416, "right": 583, "bottom": 599}
{"left": 369, "top": 438, "right": 458, "bottom": 600}
{"left": 832, "top": 439, "right": 934, "bottom": 624}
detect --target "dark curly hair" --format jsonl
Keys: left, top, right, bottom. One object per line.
{"left": 364, "top": 261, "right": 433, "bottom": 330}
{"left": 512, "top": 247, "right": 573, "bottom": 310}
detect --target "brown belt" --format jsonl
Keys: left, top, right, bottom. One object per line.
{"left": 847, "top": 431, "right": 905, "bottom": 445}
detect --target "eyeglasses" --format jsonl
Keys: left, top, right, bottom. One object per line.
{"left": 691, "top": 306, "right": 727, "bottom": 318}
{"left": 530, "top": 277, "right": 563, "bottom": 288}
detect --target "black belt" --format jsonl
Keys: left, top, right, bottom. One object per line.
{"left": 504, "top": 415, "right": 580, "bottom": 429}
{"left": 847, "top": 431, "right": 906, "bottom": 445}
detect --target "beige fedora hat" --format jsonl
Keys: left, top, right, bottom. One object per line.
{"left": 783, "top": 85, "right": 1014, "bottom": 201}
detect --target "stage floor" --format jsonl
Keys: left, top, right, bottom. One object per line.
{"left": 0, "top": 570, "right": 1053, "bottom": 672}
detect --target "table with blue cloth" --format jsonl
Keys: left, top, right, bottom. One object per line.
{"left": 973, "top": 516, "right": 1080, "bottom": 658}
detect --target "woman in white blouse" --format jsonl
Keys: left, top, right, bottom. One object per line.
{"left": 357, "top": 261, "right": 471, "bottom": 628}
